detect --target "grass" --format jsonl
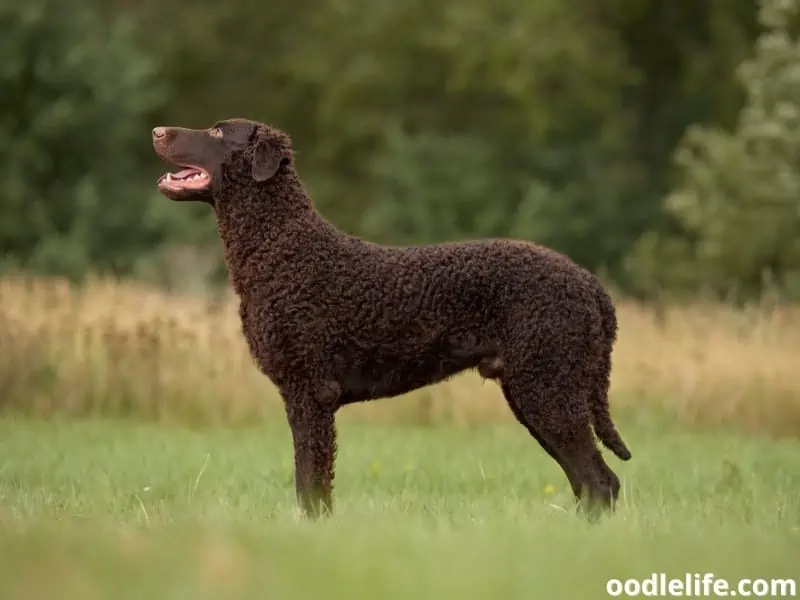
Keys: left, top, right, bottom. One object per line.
{"left": 0, "top": 417, "right": 798, "bottom": 599}
{"left": 1, "top": 274, "right": 800, "bottom": 436}
{"left": 1, "top": 274, "right": 798, "bottom": 596}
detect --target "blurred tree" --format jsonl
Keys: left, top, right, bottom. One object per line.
{"left": 599, "top": 0, "right": 758, "bottom": 183}
{"left": 0, "top": 0, "right": 192, "bottom": 279}
{"left": 285, "top": 0, "right": 761, "bottom": 281}
{"left": 286, "top": 0, "right": 646, "bottom": 276}
{"left": 598, "top": 0, "right": 759, "bottom": 291}
{"left": 90, "top": 0, "right": 330, "bottom": 277}
{"left": 626, "top": 0, "right": 800, "bottom": 301}
{"left": 86, "top": 0, "right": 763, "bottom": 294}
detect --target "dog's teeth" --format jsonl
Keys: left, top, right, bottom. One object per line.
{"left": 165, "top": 173, "right": 172, "bottom": 181}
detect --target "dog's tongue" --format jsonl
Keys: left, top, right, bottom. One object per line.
{"left": 173, "top": 168, "right": 197, "bottom": 179}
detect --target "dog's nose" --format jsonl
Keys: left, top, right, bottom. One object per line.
{"left": 152, "top": 127, "right": 166, "bottom": 140}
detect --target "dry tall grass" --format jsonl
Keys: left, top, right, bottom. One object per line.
{"left": 1, "top": 275, "right": 798, "bottom": 436}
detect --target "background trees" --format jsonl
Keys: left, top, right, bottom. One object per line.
{"left": 4, "top": 0, "right": 797, "bottom": 301}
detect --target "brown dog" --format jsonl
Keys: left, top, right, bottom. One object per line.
{"left": 152, "top": 118, "right": 631, "bottom": 519}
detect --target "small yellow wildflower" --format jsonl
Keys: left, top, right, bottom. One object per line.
{"left": 543, "top": 484, "right": 555, "bottom": 495}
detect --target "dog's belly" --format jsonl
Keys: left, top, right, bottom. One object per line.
{"left": 335, "top": 335, "right": 495, "bottom": 404}
{"left": 338, "top": 355, "right": 469, "bottom": 403}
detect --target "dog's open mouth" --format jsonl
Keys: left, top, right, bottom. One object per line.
{"left": 157, "top": 167, "right": 210, "bottom": 191}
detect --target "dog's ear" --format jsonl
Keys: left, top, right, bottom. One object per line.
{"left": 251, "top": 136, "right": 283, "bottom": 182}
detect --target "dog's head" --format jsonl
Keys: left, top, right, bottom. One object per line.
{"left": 151, "top": 118, "right": 292, "bottom": 203}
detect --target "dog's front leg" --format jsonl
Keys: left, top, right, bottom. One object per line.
{"left": 282, "top": 382, "right": 340, "bottom": 518}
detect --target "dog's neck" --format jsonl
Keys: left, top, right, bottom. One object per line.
{"left": 212, "top": 167, "right": 335, "bottom": 297}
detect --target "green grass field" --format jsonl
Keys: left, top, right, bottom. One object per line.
{"left": 0, "top": 416, "right": 798, "bottom": 600}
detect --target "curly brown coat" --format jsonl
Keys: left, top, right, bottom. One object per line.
{"left": 151, "top": 118, "right": 632, "bottom": 520}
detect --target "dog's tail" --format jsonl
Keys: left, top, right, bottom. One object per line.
{"left": 589, "top": 287, "right": 632, "bottom": 461}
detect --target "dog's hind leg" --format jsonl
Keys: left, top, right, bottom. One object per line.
{"left": 501, "top": 383, "right": 582, "bottom": 498}
{"left": 480, "top": 356, "right": 580, "bottom": 494}
{"left": 501, "top": 329, "right": 621, "bottom": 519}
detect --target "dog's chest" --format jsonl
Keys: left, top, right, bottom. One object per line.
{"left": 237, "top": 296, "right": 321, "bottom": 385}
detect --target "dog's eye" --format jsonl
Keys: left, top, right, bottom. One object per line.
{"left": 208, "top": 128, "right": 223, "bottom": 138}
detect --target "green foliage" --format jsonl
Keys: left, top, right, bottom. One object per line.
{"left": 16, "top": 0, "right": 781, "bottom": 296}
{"left": 360, "top": 128, "right": 523, "bottom": 244}
{"left": 0, "top": 0, "right": 187, "bottom": 279}
{"left": 628, "top": 0, "right": 800, "bottom": 301}
{"left": 288, "top": 0, "right": 647, "bottom": 275}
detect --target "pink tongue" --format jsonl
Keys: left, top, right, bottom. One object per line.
{"left": 174, "top": 168, "right": 198, "bottom": 179}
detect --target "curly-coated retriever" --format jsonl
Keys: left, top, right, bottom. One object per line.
{"left": 151, "top": 118, "right": 632, "bottom": 520}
